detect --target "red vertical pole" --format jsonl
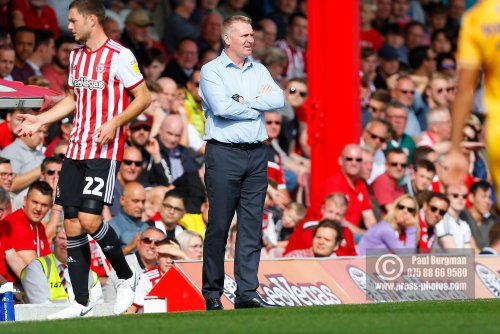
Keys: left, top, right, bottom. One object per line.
{"left": 306, "top": 0, "right": 360, "bottom": 215}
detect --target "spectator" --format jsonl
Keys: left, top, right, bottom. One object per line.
{"left": 371, "top": 148, "right": 408, "bottom": 212}
{"left": 12, "top": 0, "right": 60, "bottom": 38}
{"left": 405, "top": 159, "right": 436, "bottom": 197}
{"left": 360, "top": 47, "right": 378, "bottom": 89}
{"left": 275, "top": 12, "right": 307, "bottom": 80}
{"left": 177, "top": 230, "right": 203, "bottom": 260}
{"left": 0, "top": 44, "right": 15, "bottom": 80}
{"left": 436, "top": 52, "right": 456, "bottom": 77}
{"left": 425, "top": 73, "right": 451, "bottom": 116}
{"left": 401, "top": 21, "right": 425, "bottom": 64}
{"left": 418, "top": 107, "right": 452, "bottom": 154}
{"left": 161, "top": 38, "right": 199, "bottom": 88}
{"left": 285, "top": 192, "right": 357, "bottom": 256}
{"left": 109, "top": 182, "right": 151, "bottom": 255}
{"left": 321, "top": 144, "right": 377, "bottom": 230}
{"left": 408, "top": 46, "right": 436, "bottom": 92}
{"left": 45, "top": 114, "right": 73, "bottom": 157}
{"left": 281, "top": 77, "right": 307, "bottom": 155}
{"left": 41, "top": 34, "right": 76, "bottom": 94}
{"left": 162, "top": 0, "right": 198, "bottom": 54}
{"left": 0, "top": 158, "right": 14, "bottom": 197}
{"left": 417, "top": 192, "right": 449, "bottom": 251}
{"left": 26, "top": 29, "right": 54, "bottom": 77}
{"left": 0, "top": 108, "right": 30, "bottom": 150}
{"left": 0, "top": 181, "right": 53, "bottom": 266}
{"left": 274, "top": 201, "right": 306, "bottom": 250}
{"left": 360, "top": 2, "right": 383, "bottom": 51}
{"left": 431, "top": 29, "right": 453, "bottom": 55}
{"left": 390, "top": 74, "right": 422, "bottom": 138}
{"left": 260, "top": 47, "right": 287, "bottom": 87}
{"left": 104, "top": 227, "right": 166, "bottom": 303}
{"left": 390, "top": 0, "right": 411, "bottom": 27}
{"left": 460, "top": 181, "right": 496, "bottom": 251}
{"left": 191, "top": 0, "right": 220, "bottom": 26}
{"left": 259, "top": 18, "right": 277, "bottom": 48}
{"left": 433, "top": 183, "right": 472, "bottom": 252}
{"left": 103, "top": 16, "right": 122, "bottom": 42}
{"left": 265, "top": 112, "right": 291, "bottom": 207}
{"left": 374, "top": 44, "right": 399, "bottom": 90}
{"left": 121, "top": 9, "right": 166, "bottom": 65}
{"left": 218, "top": 0, "right": 249, "bottom": 19}
{"left": 267, "top": 0, "right": 298, "bottom": 39}
{"left": 362, "top": 118, "right": 390, "bottom": 183}
{"left": 127, "top": 242, "right": 188, "bottom": 313}
{"left": 480, "top": 223, "right": 500, "bottom": 255}
{"left": 285, "top": 220, "right": 344, "bottom": 258}
{"left": 184, "top": 69, "right": 205, "bottom": 138}
{"left": 11, "top": 26, "right": 36, "bottom": 83}
{"left": 385, "top": 99, "right": 416, "bottom": 162}
{"left": 146, "top": 114, "right": 202, "bottom": 187}
{"left": 364, "top": 89, "right": 391, "bottom": 128}
{"left": 197, "top": 11, "right": 223, "bottom": 54}
{"left": 0, "top": 186, "right": 11, "bottom": 220}
{"left": 154, "top": 190, "right": 186, "bottom": 238}
{"left": 372, "top": 0, "right": 391, "bottom": 34}
{"left": 140, "top": 48, "right": 166, "bottom": 82}
{"left": 107, "top": 146, "right": 144, "bottom": 218}
{"left": 21, "top": 227, "right": 103, "bottom": 304}
{"left": 143, "top": 185, "right": 170, "bottom": 222}
{"left": 11, "top": 156, "right": 62, "bottom": 241}
{"left": 0, "top": 122, "right": 46, "bottom": 194}
{"left": 358, "top": 194, "right": 419, "bottom": 255}
{"left": 0, "top": 219, "right": 25, "bottom": 284}
{"left": 198, "top": 47, "right": 218, "bottom": 69}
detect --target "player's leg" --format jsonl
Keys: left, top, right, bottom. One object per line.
{"left": 48, "top": 160, "right": 93, "bottom": 319}
{"left": 79, "top": 159, "right": 138, "bottom": 314}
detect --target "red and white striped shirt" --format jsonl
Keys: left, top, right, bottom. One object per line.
{"left": 67, "top": 39, "right": 144, "bottom": 161}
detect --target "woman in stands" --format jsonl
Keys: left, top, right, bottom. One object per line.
{"left": 357, "top": 194, "right": 419, "bottom": 255}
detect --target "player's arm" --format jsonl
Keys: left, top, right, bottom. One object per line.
{"left": 95, "top": 81, "right": 151, "bottom": 145}
{"left": 15, "top": 93, "right": 76, "bottom": 137}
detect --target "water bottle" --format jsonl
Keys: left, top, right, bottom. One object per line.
{"left": 0, "top": 283, "right": 15, "bottom": 322}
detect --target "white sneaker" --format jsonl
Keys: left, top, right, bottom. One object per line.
{"left": 114, "top": 269, "right": 139, "bottom": 314}
{"left": 47, "top": 302, "right": 94, "bottom": 320}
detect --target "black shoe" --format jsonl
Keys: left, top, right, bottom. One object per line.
{"left": 234, "top": 297, "right": 279, "bottom": 309}
{"left": 205, "top": 298, "right": 224, "bottom": 311}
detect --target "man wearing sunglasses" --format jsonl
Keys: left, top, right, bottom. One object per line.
{"left": 418, "top": 192, "right": 449, "bottom": 251}
{"left": 390, "top": 75, "right": 422, "bottom": 139}
{"left": 104, "top": 227, "right": 165, "bottom": 303}
{"left": 371, "top": 148, "right": 408, "bottom": 213}
{"left": 433, "top": 184, "right": 472, "bottom": 252}
{"left": 361, "top": 118, "right": 390, "bottom": 184}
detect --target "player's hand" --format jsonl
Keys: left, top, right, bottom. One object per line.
{"left": 94, "top": 120, "right": 118, "bottom": 145}
{"left": 446, "top": 149, "right": 469, "bottom": 186}
{"left": 259, "top": 84, "right": 272, "bottom": 94}
{"left": 14, "top": 113, "right": 42, "bottom": 137}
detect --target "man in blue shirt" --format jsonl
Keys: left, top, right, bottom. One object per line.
{"left": 199, "top": 15, "right": 284, "bottom": 310}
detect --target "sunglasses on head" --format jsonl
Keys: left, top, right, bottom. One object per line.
{"left": 345, "top": 156, "right": 362, "bottom": 163}
{"left": 123, "top": 160, "right": 142, "bottom": 167}
{"left": 429, "top": 205, "right": 447, "bottom": 216}
{"left": 141, "top": 237, "right": 162, "bottom": 246}
{"left": 289, "top": 87, "right": 307, "bottom": 98}
{"left": 46, "top": 169, "right": 61, "bottom": 176}
{"left": 397, "top": 204, "right": 416, "bottom": 214}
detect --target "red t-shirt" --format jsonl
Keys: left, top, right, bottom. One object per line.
{"left": 1, "top": 209, "right": 50, "bottom": 257}
{"left": 0, "top": 233, "right": 12, "bottom": 281}
{"left": 417, "top": 210, "right": 430, "bottom": 252}
{"left": 283, "top": 220, "right": 357, "bottom": 256}
{"left": 321, "top": 171, "right": 372, "bottom": 227}
{"left": 12, "top": 0, "right": 60, "bottom": 38}
{"left": 0, "top": 121, "right": 15, "bottom": 149}
{"left": 371, "top": 172, "right": 405, "bottom": 208}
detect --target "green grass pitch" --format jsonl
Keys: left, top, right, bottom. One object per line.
{"left": 1, "top": 299, "right": 498, "bottom": 334}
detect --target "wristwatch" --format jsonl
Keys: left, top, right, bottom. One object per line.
{"left": 232, "top": 94, "right": 241, "bottom": 102}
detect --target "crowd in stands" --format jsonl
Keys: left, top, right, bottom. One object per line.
{"left": 0, "top": 0, "right": 498, "bottom": 313}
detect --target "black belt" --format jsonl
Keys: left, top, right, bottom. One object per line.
{"left": 207, "top": 139, "right": 263, "bottom": 150}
